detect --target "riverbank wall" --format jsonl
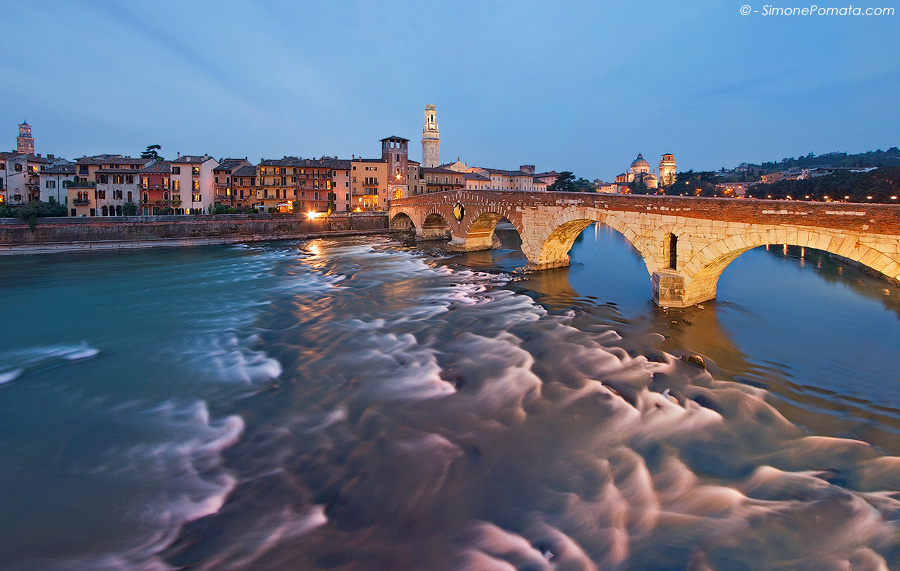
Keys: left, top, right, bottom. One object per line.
{"left": 0, "top": 212, "right": 390, "bottom": 255}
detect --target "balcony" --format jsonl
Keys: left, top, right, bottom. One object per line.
{"left": 73, "top": 199, "right": 91, "bottom": 206}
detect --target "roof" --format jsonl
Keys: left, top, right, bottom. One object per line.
{"left": 171, "top": 154, "right": 214, "bottom": 164}
{"left": 213, "top": 158, "right": 248, "bottom": 172}
{"left": 232, "top": 165, "right": 257, "bottom": 177}
{"left": 482, "top": 168, "right": 530, "bottom": 177}
{"left": 76, "top": 155, "right": 148, "bottom": 166}
{"left": 422, "top": 167, "right": 463, "bottom": 175}
{"left": 139, "top": 162, "right": 172, "bottom": 174}
{"left": 380, "top": 135, "right": 409, "bottom": 142}
{"left": 463, "top": 172, "right": 490, "bottom": 181}
{"left": 353, "top": 158, "right": 385, "bottom": 163}
{"left": 533, "top": 171, "right": 560, "bottom": 178}
{"left": 42, "top": 164, "right": 76, "bottom": 175}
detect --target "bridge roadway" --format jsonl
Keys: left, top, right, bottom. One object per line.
{"left": 389, "top": 190, "right": 900, "bottom": 307}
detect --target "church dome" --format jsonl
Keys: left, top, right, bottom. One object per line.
{"left": 630, "top": 153, "right": 650, "bottom": 174}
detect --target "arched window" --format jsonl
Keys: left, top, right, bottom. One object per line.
{"left": 127, "top": 191, "right": 132, "bottom": 202}
{"left": 164, "top": 191, "right": 169, "bottom": 201}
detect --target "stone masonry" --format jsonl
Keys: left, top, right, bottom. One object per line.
{"left": 390, "top": 190, "right": 900, "bottom": 308}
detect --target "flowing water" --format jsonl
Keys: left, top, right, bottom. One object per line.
{"left": 0, "top": 225, "right": 898, "bottom": 570}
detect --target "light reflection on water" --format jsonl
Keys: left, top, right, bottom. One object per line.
{"left": 0, "top": 226, "right": 897, "bottom": 570}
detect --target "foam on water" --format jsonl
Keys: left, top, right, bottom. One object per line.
{"left": 0, "top": 342, "right": 99, "bottom": 385}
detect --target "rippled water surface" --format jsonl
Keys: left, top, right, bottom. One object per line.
{"left": 1, "top": 226, "right": 898, "bottom": 570}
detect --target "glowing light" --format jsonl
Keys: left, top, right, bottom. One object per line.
{"left": 867, "top": 196, "right": 873, "bottom": 200}
{"left": 892, "top": 196, "right": 898, "bottom": 200}
{"left": 307, "top": 211, "right": 319, "bottom": 220}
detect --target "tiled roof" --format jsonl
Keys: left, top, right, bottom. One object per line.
{"left": 139, "top": 162, "right": 172, "bottom": 174}
{"left": 232, "top": 165, "right": 257, "bottom": 177}
{"left": 422, "top": 167, "right": 462, "bottom": 175}
{"left": 171, "top": 154, "right": 214, "bottom": 164}
{"left": 380, "top": 135, "right": 409, "bottom": 142}
{"left": 42, "top": 164, "right": 76, "bottom": 175}
{"left": 483, "top": 168, "right": 530, "bottom": 176}
{"left": 213, "top": 159, "right": 248, "bottom": 172}
{"left": 463, "top": 172, "right": 490, "bottom": 180}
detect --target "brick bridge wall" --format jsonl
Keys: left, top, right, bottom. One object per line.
{"left": 389, "top": 191, "right": 900, "bottom": 307}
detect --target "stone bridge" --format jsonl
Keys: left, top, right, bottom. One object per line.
{"left": 389, "top": 190, "right": 900, "bottom": 307}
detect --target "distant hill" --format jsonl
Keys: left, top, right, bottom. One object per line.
{"left": 749, "top": 166, "right": 900, "bottom": 203}
{"left": 744, "top": 147, "right": 900, "bottom": 173}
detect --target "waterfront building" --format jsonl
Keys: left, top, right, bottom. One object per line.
{"left": 421, "top": 105, "right": 440, "bottom": 168}
{"left": 330, "top": 159, "right": 352, "bottom": 212}
{"left": 230, "top": 164, "right": 258, "bottom": 209}
{"left": 213, "top": 158, "right": 253, "bottom": 209}
{"left": 96, "top": 157, "right": 147, "bottom": 216}
{"left": 350, "top": 158, "right": 387, "bottom": 211}
{"left": 138, "top": 162, "right": 173, "bottom": 215}
{"left": 407, "top": 160, "right": 425, "bottom": 196}
{"left": 39, "top": 162, "right": 76, "bottom": 204}
{"left": 257, "top": 156, "right": 339, "bottom": 213}
{"left": 171, "top": 154, "right": 218, "bottom": 214}
{"left": 1, "top": 152, "right": 52, "bottom": 205}
{"left": 66, "top": 179, "right": 96, "bottom": 217}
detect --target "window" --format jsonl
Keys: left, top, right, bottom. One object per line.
{"left": 163, "top": 178, "right": 169, "bottom": 188}
{"left": 126, "top": 175, "right": 134, "bottom": 184}
{"left": 164, "top": 192, "right": 169, "bottom": 201}
{"left": 46, "top": 180, "right": 56, "bottom": 188}
{"left": 192, "top": 167, "right": 199, "bottom": 176}
{"left": 142, "top": 177, "right": 149, "bottom": 188}
{"left": 114, "top": 175, "right": 124, "bottom": 184}
{"left": 127, "top": 191, "right": 132, "bottom": 202}
{"left": 172, "top": 167, "right": 181, "bottom": 175}
{"left": 173, "top": 180, "right": 180, "bottom": 191}
{"left": 15, "top": 163, "right": 23, "bottom": 172}
{"left": 79, "top": 165, "right": 88, "bottom": 175}
{"left": 143, "top": 193, "right": 148, "bottom": 202}
{"left": 97, "top": 190, "right": 106, "bottom": 199}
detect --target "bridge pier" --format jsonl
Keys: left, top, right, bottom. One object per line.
{"left": 446, "top": 233, "right": 494, "bottom": 252}
{"left": 652, "top": 270, "right": 718, "bottom": 308}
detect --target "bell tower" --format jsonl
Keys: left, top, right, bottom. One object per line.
{"left": 17, "top": 121, "right": 34, "bottom": 155}
{"left": 421, "top": 104, "right": 440, "bottom": 168}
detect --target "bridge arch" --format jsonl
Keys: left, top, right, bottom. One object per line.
{"left": 524, "top": 208, "right": 657, "bottom": 273}
{"left": 680, "top": 230, "right": 900, "bottom": 306}
{"left": 422, "top": 212, "right": 453, "bottom": 240}
{"left": 390, "top": 211, "right": 417, "bottom": 233}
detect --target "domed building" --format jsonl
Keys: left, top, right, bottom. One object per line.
{"left": 630, "top": 153, "right": 650, "bottom": 177}
{"left": 616, "top": 152, "right": 675, "bottom": 192}
{"left": 617, "top": 153, "right": 658, "bottom": 190}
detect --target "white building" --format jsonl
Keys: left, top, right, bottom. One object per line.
{"left": 39, "top": 162, "right": 76, "bottom": 204}
{"left": 170, "top": 154, "right": 218, "bottom": 214}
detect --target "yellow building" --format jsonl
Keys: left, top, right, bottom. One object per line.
{"left": 350, "top": 159, "right": 387, "bottom": 211}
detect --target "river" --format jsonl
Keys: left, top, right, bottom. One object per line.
{"left": 0, "top": 224, "right": 898, "bottom": 570}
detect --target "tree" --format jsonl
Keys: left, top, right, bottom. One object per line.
{"left": 547, "top": 171, "right": 577, "bottom": 192}
{"left": 326, "top": 191, "right": 336, "bottom": 215}
{"left": 16, "top": 198, "right": 67, "bottom": 230}
{"left": 122, "top": 202, "right": 138, "bottom": 216}
{"left": 141, "top": 145, "right": 163, "bottom": 161}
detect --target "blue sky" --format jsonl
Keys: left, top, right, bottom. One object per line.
{"left": 2, "top": 0, "right": 897, "bottom": 180}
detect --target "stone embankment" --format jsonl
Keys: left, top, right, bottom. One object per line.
{"left": 0, "top": 212, "right": 389, "bottom": 255}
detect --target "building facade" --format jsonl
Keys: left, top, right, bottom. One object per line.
{"left": 16, "top": 121, "right": 34, "bottom": 155}
{"left": 171, "top": 154, "right": 218, "bottom": 214}
{"left": 382, "top": 136, "right": 409, "bottom": 200}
